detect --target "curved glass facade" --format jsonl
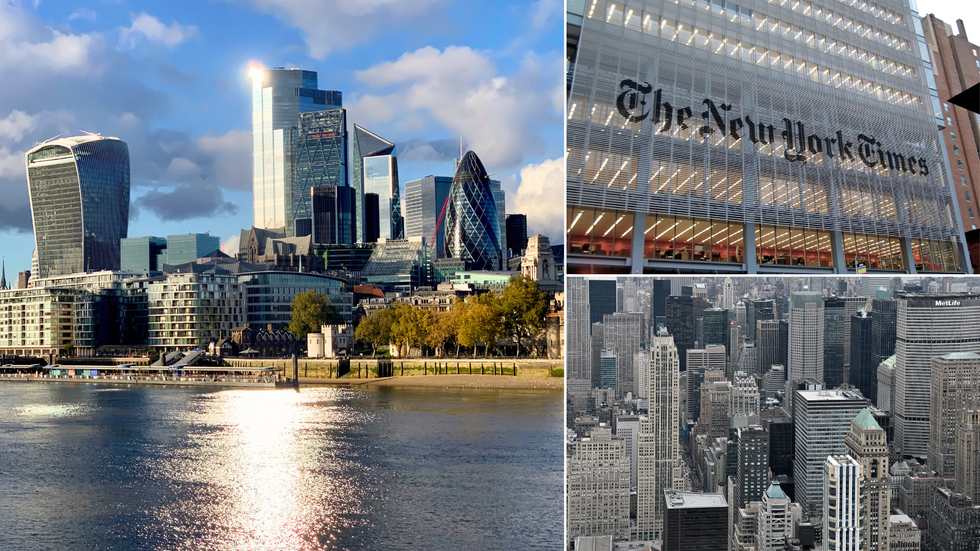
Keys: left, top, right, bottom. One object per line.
{"left": 444, "top": 151, "right": 502, "bottom": 271}
{"left": 237, "top": 271, "right": 353, "bottom": 326}
{"left": 26, "top": 136, "right": 130, "bottom": 278}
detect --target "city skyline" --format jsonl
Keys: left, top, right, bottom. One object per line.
{"left": 0, "top": 0, "right": 564, "bottom": 276}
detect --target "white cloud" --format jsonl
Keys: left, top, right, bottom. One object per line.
{"left": 120, "top": 13, "right": 198, "bottom": 49}
{"left": 509, "top": 158, "right": 564, "bottom": 243}
{"left": 348, "top": 47, "right": 561, "bottom": 170}
{"left": 221, "top": 234, "right": 241, "bottom": 256}
{"left": 226, "top": 0, "right": 448, "bottom": 59}
{"left": 68, "top": 8, "right": 97, "bottom": 22}
{"left": 197, "top": 130, "right": 252, "bottom": 191}
{"left": 0, "top": 110, "right": 38, "bottom": 143}
{"left": 0, "top": 3, "right": 103, "bottom": 76}
{"left": 530, "top": 0, "right": 562, "bottom": 29}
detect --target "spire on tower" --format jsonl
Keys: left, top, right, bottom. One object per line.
{"left": 0, "top": 257, "right": 7, "bottom": 290}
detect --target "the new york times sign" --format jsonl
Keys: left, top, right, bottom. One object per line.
{"left": 616, "top": 80, "right": 930, "bottom": 177}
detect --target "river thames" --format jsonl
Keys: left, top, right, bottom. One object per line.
{"left": 0, "top": 383, "right": 562, "bottom": 550}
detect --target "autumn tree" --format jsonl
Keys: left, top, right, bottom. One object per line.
{"left": 354, "top": 307, "right": 396, "bottom": 357}
{"left": 499, "top": 275, "right": 550, "bottom": 357}
{"left": 426, "top": 305, "right": 461, "bottom": 358}
{"left": 289, "top": 290, "right": 344, "bottom": 340}
{"left": 390, "top": 303, "right": 432, "bottom": 357}
{"left": 456, "top": 294, "right": 503, "bottom": 358}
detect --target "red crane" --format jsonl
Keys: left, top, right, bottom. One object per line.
{"left": 431, "top": 193, "right": 453, "bottom": 256}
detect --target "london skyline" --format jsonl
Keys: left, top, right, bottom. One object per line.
{"left": 0, "top": 0, "right": 565, "bottom": 276}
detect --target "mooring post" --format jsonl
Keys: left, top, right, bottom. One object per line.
{"left": 292, "top": 354, "right": 299, "bottom": 387}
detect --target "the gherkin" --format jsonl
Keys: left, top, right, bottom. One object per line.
{"left": 444, "top": 151, "right": 501, "bottom": 271}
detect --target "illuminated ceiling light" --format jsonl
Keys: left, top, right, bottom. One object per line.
{"left": 645, "top": 220, "right": 661, "bottom": 234}
{"left": 585, "top": 214, "right": 605, "bottom": 234}
{"left": 621, "top": 227, "right": 633, "bottom": 238}
{"left": 568, "top": 211, "right": 583, "bottom": 232}
{"left": 603, "top": 216, "right": 626, "bottom": 236}
{"left": 657, "top": 223, "right": 679, "bottom": 240}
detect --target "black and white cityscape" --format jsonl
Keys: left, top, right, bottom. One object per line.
{"left": 567, "top": 275, "right": 980, "bottom": 551}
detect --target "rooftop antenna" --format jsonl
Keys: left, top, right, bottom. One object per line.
{"left": 79, "top": 130, "right": 102, "bottom": 137}
{"left": 37, "top": 134, "right": 62, "bottom": 146}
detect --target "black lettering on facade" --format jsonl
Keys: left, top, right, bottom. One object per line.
{"left": 858, "top": 134, "right": 877, "bottom": 167}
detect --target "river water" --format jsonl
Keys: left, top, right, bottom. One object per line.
{"left": 0, "top": 383, "right": 563, "bottom": 550}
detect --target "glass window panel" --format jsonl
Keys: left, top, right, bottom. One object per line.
{"left": 674, "top": 219, "right": 695, "bottom": 260}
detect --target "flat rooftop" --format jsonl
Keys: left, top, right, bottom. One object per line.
{"left": 664, "top": 489, "right": 727, "bottom": 509}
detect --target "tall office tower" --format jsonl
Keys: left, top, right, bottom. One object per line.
{"left": 723, "top": 278, "right": 734, "bottom": 310}
{"left": 824, "top": 456, "right": 867, "bottom": 551}
{"left": 876, "top": 355, "right": 896, "bottom": 413}
{"left": 757, "top": 320, "right": 783, "bottom": 376}
{"left": 670, "top": 278, "right": 692, "bottom": 297}
{"left": 489, "top": 179, "right": 506, "bottom": 257}
{"left": 120, "top": 237, "right": 167, "bottom": 272}
{"left": 616, "top": 416, "right": 640, "bottom": 489}
{"left": 505, "top": 214, "right": 528, "bottom": 257}
{"left": 757, "top": 481, "right": 803, "bottom": 551}
{"left": 777, "top": 320, "right": 790, "bottom": 371}
{"left": 824, "top": 297, "right": 849, "bottom": 388}
{"left": 735, "top": 425, "right": 770, "bottom": 508}
{"left": 635, "top": 348, "right": 650, "bottom": 399}
{"left": 703, "top": 380, "right": 732, "bottom": 440}
{"left": 364, "top": 194, "right": 380, "bottom": 242}
{"left": 591, "top": 323, "right": 604, "bottom": 388}
{"left": 636, "top": 330, "right": 683, "bottom": 540}
{"left": 850, "top": 312, "right": 875, "bottom": 401}
{"left": 686, "top": 345, "right": 727, "bottom": 422}
{"left": 888, "top": 514, "right": 921, "bottom": 551}
{"left": 746, "top": 300, "right": 774, "bottom": 343}
{"left": 566, "top": 278, "right": 591, "bottom": 385}
{"left": 896, "top": 295, "right": 980, "bottom": 458}
{"left": 922, "top": 16, "right": 980, "bottom": 231}
{"left": 600, "top": 350, "right": 617, "bottom": 390}
{"left": 403, "top": 175, "right": 452, "bottom": 257}
{"left": 566, "top": 0, "right": 969, "bottom": 275}
{"left": 666, "top": 294, "right": 709, "bottom": 371}
{"left": 652, "top": 279, "right": 671, "bottom": 323}
{"left": 761, "top": 408, "right": 794, "bottom": 479}
{"left": 25, "top": 136, "right": 130, "bottom": 278}
{"left": 351, "top": 125, "right": 401, "bottom": 242}
{"left": 702, "top": 308, "right": 729, "bottom": 350}
{"left": 735, "top": 301, "right": 746, "bottom": 329}
{"left": 616, "top": 281, "right": 624, "bottom": 311}
{"left": 623, "top": 278, "right": 640, "bottom": 312}
{"left": 731, "top": 373, "right": 761, "bottom": 419}
{"left": 928, "top": 352, "right": 980, "bottom": 476}
{"left": 789, "top": 292, "right": 824, "bottom": 384}
{"left": 249, "top": 67, "right": 341, "bottom": 232}
{"left": 846, "top": 409, "right": 891, "bottom": 551}
{"left": 794, "top": 388, "right": 868, "bottom": 517}
{"left": 764, "top": 365, "right": 785, "bottom": 401}
{"left": 923, "top": 488, "right": 980, "bottom": 551}
{"left": 956, "top": 409, "right": 980, "bottom": 504}
{"left": 567, "top": 426, "right": 631, "bottom": 543}
{"left": 860, "top": 277, "right": 892, "bottom": 298}
{"left": 589, "top": 279, "right": 617, "bottom": 324}
{"left": 444, "top": 151, "right": 502, "bottom": 270}
{"left": 310, "top": 186, "right": 357, "bottom": 244}
{"left": 870, "top": 298, "right": 898, "bottom": 404}
{"left": 292, "top": 110, "right": 348, "bottom": 238}
{"left": 604, "top": 312, "right": 644, "bottom": 397}
{"left": 162, "top": 233, "right": 221, "bottom": 266}
{"left": 662, "top": 490, "right": 728, "bottom": 551}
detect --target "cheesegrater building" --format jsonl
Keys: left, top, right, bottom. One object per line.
{"left": 566, "top": 0, "right": 970, "bottom": 274}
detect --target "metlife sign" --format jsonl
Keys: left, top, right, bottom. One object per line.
{"left": 935, "top": 300, "right": 963, "bottom": 306}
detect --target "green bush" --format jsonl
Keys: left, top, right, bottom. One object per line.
{"left": 550, "top": 368, "right": 564, "bottom": 378}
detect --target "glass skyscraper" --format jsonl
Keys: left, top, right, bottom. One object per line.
{"left": 404, "top": 175, "right": 453, "bottom": 258}
{"left": 310, "top": 186, "right": 357, "bottom": 245}
{"left": 567, "top": 0, "right": 969, "bottom": 274}
{"left": 294, "top": 109, "right": 348, "bottom": 238}
{"left": 444, "top": 151, "right": 502, "bottom": 271}
{"left": 250, "top": 66, "right": 341, "bottom": 233}
{"left": 26, "top": 135, "right": 130, "bottom": 278}
{"left": 352, "top": 125, "right": 403, "bottom": 243}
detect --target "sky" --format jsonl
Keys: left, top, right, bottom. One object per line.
{"left": 917, "top": 0, "right": 980, "bottom": 41}
{"left": 0, "top": 0, "right": 564, "bottom": 277}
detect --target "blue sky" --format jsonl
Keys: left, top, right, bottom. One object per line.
{"left": 0, "top": 0, "right": 564, "bottom": 277}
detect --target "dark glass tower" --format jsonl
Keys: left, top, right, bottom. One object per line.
{"left": 588, "top": 279, "right": 616, "bottom": 324}
{"left": 665, "top": 295, "right": 709, "bottom": 371}
{"left": 850, "top": 312, "right": 875, "bottom": 402}
{"left": 311, "top": 186, "right": 356, "bottom": 244}
{"left": 26, "top": 136, "right": 130, "bottom": 278}
{"left": 702, "top": 308, "right": 729, "bottom": 349}
{"left": 823, "top": 297, "right": 848, "bottom": 388}
{"left": 444, "top": 151, "right": 501, "bottom": 271}
{"left": 294, "top": 109, "right": 348, "bottom": 237}
{"left": 505, "top": 214, "right": 528, "bottom": 256}
{"left": 352, "top": 125, "right": 401, "bottom": 243}
{"left": 870, "top": 299, "right": 898, "bottom": 406}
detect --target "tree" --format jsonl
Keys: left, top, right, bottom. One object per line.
{"left": 500, "top": 275, "right": 550, "bottom": 357}
{"left": 390, "top": 303, "right": 431, "bottom": 357}
{"left": 288, "top": 290, "right": 344, "bottom": 340}
{"left": 354, "top": 307, "right": 395, "bottom": 357}
{"left": 426, "top": 306, "right": 461, "bottom": 358}
{"left": 457, "top": 296, "right": 503, "bottom": 358}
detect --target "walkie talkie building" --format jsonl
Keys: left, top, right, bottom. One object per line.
{"left": 26, "top": 136, "right": 130, "bottom": 278}
{"left": 567, "top": 0, "right": 970, "bottom": 274}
